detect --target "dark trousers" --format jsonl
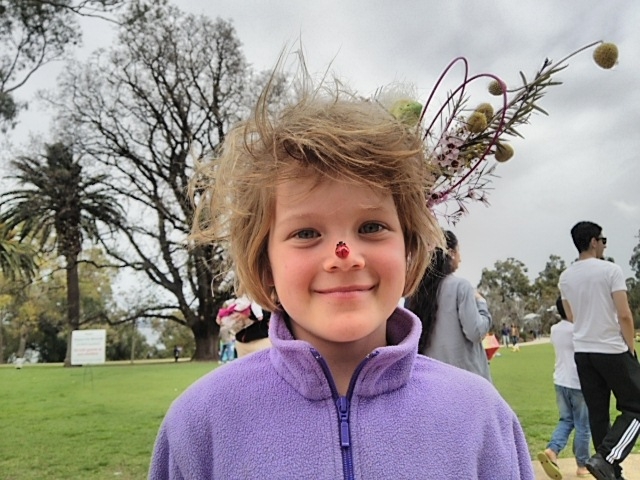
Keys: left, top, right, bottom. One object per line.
{"left": 575, "top": 351, "right": 640, "bottom": 474}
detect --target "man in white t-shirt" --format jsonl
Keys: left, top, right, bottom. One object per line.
{"left": 559, "top": 221, "right": 638, "bottom": 480}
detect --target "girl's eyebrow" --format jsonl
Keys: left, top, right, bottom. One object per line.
{"left": 277, "top": 203, "right": 390, "bottom": 221}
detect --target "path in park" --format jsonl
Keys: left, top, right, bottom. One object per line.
{"left": 532, "top": 453, "right": 640, "bottom": 479}
{"left": 518, "top": 337, "right": 640, "bottom": 479}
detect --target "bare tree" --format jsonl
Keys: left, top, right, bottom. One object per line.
{"left": 477, "top": 257, "right": 535, "bottom": 329}
{"left": 49, "top": 1, "right": 277, "bottom": 360}
{"left": 0, "top": 0, "right": 125, "bottom": 131}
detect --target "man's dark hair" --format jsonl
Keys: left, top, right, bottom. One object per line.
{"left": 570, "top": 221, "right": 602, "bottom": 253}
{"left": 555, "top": 296, "right": 567, "bottom": 320}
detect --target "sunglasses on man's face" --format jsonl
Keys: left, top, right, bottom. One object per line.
{"left": 597, "top": 236, "right": 607, "bottom": 245}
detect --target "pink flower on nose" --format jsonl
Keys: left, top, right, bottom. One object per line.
{"left": 335, "top": 241, "right": 350, "bottom": 259}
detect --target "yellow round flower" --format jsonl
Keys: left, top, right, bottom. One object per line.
{"left": 390, "top": 99, "right": 423, "bottom": 126}
{"left": 593, "top": 42, "right": 618, "bottom": 69}
{"left": 494, "top": 143, "right": 514, "bottom": 162}
{"left": 475, "top": 103, "right": 494, "bottom": 121}
{"left": 488, "top": 80, "right": 505, "bottom": 96}
{"left": 467, "top": 111, "right": 488, "bottom": 133}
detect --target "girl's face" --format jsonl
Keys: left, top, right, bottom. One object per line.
{"left": 267, "top": 177, "right": 406, "bottom": 356}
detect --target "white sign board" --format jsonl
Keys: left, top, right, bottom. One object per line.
{"left": 71, "top": 329, "right": 106, "bottom": 365}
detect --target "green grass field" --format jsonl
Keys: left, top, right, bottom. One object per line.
{"left": 1, "top": 345, "right": 637, "bottom": 479}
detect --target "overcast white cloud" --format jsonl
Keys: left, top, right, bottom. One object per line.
{"left": 5, "top": 0, "right": 640, "bottom": 287}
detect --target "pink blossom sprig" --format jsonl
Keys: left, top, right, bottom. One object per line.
{"left": 408, "top": 40, "right": 618, "bottom": 224}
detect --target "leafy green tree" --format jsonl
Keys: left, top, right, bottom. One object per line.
{"left": 477, "top": 258, "right": 534, "bottom": 329}
{"left": 1, "top": 248, "right": 117, "bottom": 362}
{"left": 629, "top": 229, "right": 640, "bottom": 329}
{"left": 0, "top": 142, "right": 124, "bottom": 365}
{"left": 50, "top": 1, "right": 285, "bottom": 360}
{"left": 152, "top": 315, "right": 195, "bottom": 359}
{"left": 532, "top": 254, "right": 567, "bottom": 333}
{"left": 626, "top": 278, "right": 640, "bottom": 330}
{"left": 532, "top": 255, "right": 566, "bottom": 303}
{"left": 630, "top": 229, "right": 640, "bottom": 281}
{"left": 101, "top": 322, "right": 152, "bottom": 361}
{"left": 0, "top": 0, "right": 124, "bottom": 131}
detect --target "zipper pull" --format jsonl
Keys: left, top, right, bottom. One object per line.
{"left": 337, "top": 396, "right": 350, "bottom": 447}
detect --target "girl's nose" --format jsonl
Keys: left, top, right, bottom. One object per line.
{"left": 323, "top": 240, "right": 365, "bottom": 271}
{"left": 335, "top": 241, "right": 350, "bottom": 259}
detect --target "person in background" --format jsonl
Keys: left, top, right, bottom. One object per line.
{"left": 233, "top": 297, "right": 271, "bottom": 358}
{"left": 510, "top": 323, "right": 519, "bottom": 347}
{"left": 173, "top": 345, "right": 180, "bottom": 363}
{"left": 560, "top": 221, "right": 639, "bottom": 480}
{"left": 406, "top": 230, "right": 493, "bottom": 382}
{"left": 215, "top": 297, "right": 254, "bottom": 363}
{"left": 501, "top": 323, "right": 511, "bottom": 347}
{"left": 537, "top": 296, "right": 591, "bottom": 479}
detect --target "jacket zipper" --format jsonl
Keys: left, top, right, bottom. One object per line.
{"left": 311, "top": 348, "right": 379, "bottom": 480}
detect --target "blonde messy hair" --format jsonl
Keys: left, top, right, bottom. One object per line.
{"left": 189, "top": 63, "right": 442, "bottom": 311}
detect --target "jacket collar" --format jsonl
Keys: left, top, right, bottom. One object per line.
{"left": 268, "top": 307, "right": 421, "bottom": 400}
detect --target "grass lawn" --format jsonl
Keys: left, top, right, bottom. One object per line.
{"left": 1, "top": 345, "right": 638, "bottom": 478}
{"left": 492, "top": 343, "right": 577, "bottom": 457}
{"left": 491, "top": 343, "right": 640, "bottom": 459}
{"left": 0, "top": 361, "right": 216, "bottom": 480}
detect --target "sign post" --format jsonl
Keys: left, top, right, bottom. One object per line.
{"left": 71, "top": 329, "right": 106, "bottom": 386}
{"left": 71, "top": 329, "right": 106, "bottom": 365}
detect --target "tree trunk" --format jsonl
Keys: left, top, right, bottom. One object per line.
{"left": 63, "top": 254, "right": 81, "bottom": 367}
{"left": 0, "top": 320, "right": 4, "bottom": 364}
{"left": 192, "top": 319, "right": 219, "bottom": 361}
{"left": 17, "top": 326, "right": 27, "bottom": 358}
{"left": 130, "top": 319, "right": 136, "bottom": 364}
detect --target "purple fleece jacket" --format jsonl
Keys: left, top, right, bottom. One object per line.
{"left": 149, "top": 308, "right": 534, "bottom": 479}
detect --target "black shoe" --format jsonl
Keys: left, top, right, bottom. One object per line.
{"left": 585, "top": 453, "right": 616, "bottom": 480}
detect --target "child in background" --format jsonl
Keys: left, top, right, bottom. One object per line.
{"left": 149, "top": 61, "right": 534, "bottom": 479}
{"left": 537, "top": 297, "right": 591, "bottom": 479}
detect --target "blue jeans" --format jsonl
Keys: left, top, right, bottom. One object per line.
{"left": 220, "top": 342, "right": 235, "bottom": 363}
{"left": 547, "top": 384, "right": 591, "bottom": 467}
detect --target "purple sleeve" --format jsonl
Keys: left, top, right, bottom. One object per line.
{"left": 148, "top": 422, "right": 184, "bottom": 480}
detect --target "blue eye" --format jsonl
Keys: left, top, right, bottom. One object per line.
{"left": 295, "top": 229, "right": 319, "bottom": 239}
{"left": 360, "top": 223, "right": 385, "bottom": 234}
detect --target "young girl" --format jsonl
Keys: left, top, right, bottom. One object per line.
{"left": 149, "top": 66, "right": 534, "bottom": 479}
{"left": 406, "top": 230, "right": 493, "bottom": 382}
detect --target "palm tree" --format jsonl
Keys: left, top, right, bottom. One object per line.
{"left": 0, "top": 222, "right": 37, "bottom": 280}
{"left": 0, "top": 142, "right": 124, "bottom": 366}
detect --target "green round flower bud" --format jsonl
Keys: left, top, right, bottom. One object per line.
{"left": 488, "top": 80, "right": 505, "bottom": 96}
{"left": 390, "top": 99, "right": 423, "bottom": 126}
{"left": 475, "top": 103, "right": 494, "bottom": 121}
{"left": 593, "top": 42, "right": 618, "bottom": 69}
{"left": 494, "top": 143, "right": 514, "bottom": 162}
{"left": 467, "top": 111, "right": 488, "bottom": 133}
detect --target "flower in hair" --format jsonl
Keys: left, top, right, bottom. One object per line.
{"left": 494, "top": 143, "right": 514, "bottom": 163}
{"left": 379, "top": 40, "right": 618, "bottom": 224}
{"left": 593, "top": 43, "right": 618, "bottom": 69}
{"left": 390, "top": 99, "right": 423, "bottom": 126}
{"left": 488, "top": 80, "right": 505, "bottom": 96}
{"left": 466, "top": 111, "right": 488, "bottom": 133}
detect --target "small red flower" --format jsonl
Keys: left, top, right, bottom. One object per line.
{"left": 335, "top": 241, "right": 350, "bottom": 259}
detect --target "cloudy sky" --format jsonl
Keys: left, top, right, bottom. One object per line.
{"left": 7, "top": 0, "right": 640, "bottom": 288}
